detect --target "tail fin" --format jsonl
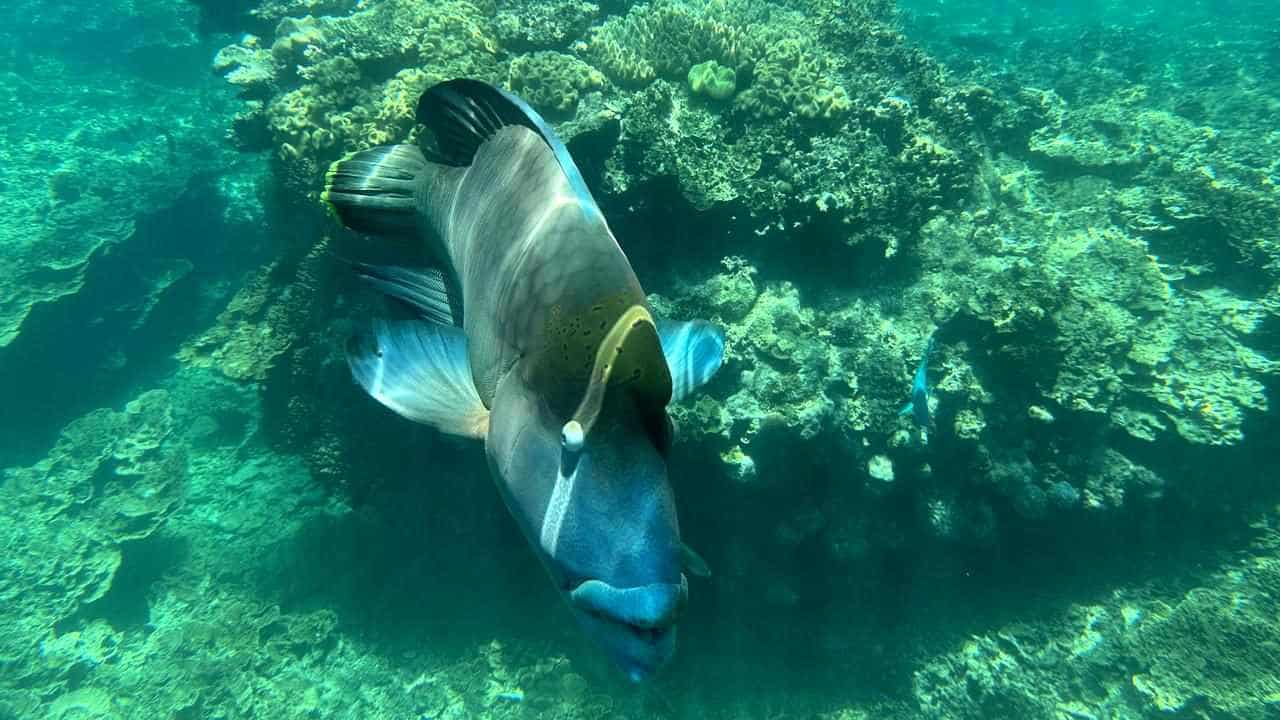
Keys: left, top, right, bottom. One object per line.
{"left": 322, "top": 144, "right": 426, "bottom": 237}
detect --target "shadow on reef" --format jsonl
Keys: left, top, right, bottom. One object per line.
{"left": 0, "top": 175, "right": 267, "bottom": 466}
{"left": 65, "top": 532, "right": 193, "bottom": 634}
{"left": 611, "top": 175, "right": 911, "bottom": 302}
{"left": 664, "top": 410, "right": 1280, "bottom": 702}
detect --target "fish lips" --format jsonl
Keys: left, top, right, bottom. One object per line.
{"left": 568, "top": 575, "right": 688, "bottom": 681}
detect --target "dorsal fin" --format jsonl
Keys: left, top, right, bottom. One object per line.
{"left": 416, "top": 79, "right": 597, "bottom": 216}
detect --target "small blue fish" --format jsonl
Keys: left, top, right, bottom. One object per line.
{"left": 899, "top": 334, "right": 936, "bottom": 427}
{"left": 495, "top": 689, "right": 525, "bottom": 703}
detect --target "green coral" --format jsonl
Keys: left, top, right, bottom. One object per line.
{"left": 582, "top": 0, "right": 764, "bottom": 88}
{"left": 0, "top": 43, "right": 237, "bottom": 350}
{"left": 248, "top": 0, "right": 357, "bottom": 25}
{"left": 687, "top": 59, "right": 736, "bottom": 100}
{"left": 1128, "top": 558, "right": 1280, "bottom": 717}
{"left": 914, "top": 524, "right": 1280, "bottom": 720}
{"left": 736, "top": 37, "right": 851, "bottom": 120}
{"left": 219, "top": 0, "right": 501, "bottom": 177}
{"left": 0, "top": 389, "right": 185, "bottom": 714}
{"left": 606, "top": 81, "right": 767, "bottom": 209}
{"left": 178, "top": 240, "right": 331, "bottom": 382}
{"left": 507, "top": 51, "right": 605, "bottom": 116}
{"left": 494, "top": 0, "right": 599, "bottom": 51}
{"left": 919, "top": 152, "right": 1276, "bottom": 449}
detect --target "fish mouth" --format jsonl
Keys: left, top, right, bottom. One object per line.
{"left": 567, "top": 576, "right": 687, "bottom": 679}
{"left": 568, "top": 576, "right": 688, "bottom": 630}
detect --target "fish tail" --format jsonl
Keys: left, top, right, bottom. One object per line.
{"left": 323, "top": 144, "right": 426, "bottom": 237}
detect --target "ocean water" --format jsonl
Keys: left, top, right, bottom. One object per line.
{"left": 2, "top": 0, "right": 1278, "bottom": 718}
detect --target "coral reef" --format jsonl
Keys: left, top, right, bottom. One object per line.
{"left": 5, "top": 0, "right": 1276, "bottom": 717}
{"left": 494, "top": 0, "right": 600, "bottom": 52}
{"left": 912, "top": 513, "right": 1280, "bottom": 720}
{"left": 507, "top": 51, "right": 605, "bottom": 116}
{"left": 0, "top": 42, "right": 239, "bottom": 351}
{"left": 687, "top": 59, "right": 736, "bottom": 101}
{"left": 0, "top": 388, "right": 186, "bottom": 714}
{"left": 215, "top": 0, "right": 502, "bottom": 184}
{"left": 582, "top": 0, "right": 765, "bottom": 87}
{"left": 736, "top": 37, "right": 851, "bottom": 120}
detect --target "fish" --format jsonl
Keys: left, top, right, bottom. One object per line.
{"left": 322, "top": 79, "right": 726, "bottom": 681}
{"left": 899, "top": 334, "right": 936, "bottom": 427}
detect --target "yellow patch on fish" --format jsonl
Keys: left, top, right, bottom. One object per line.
{"left": 569, "top": 305, "right": 672, "bottom": 437}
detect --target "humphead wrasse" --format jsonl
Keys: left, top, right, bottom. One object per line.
{"left": 323, "top": 79, "right": 725, "bottom": 680}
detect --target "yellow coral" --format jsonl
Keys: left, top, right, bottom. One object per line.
{"left": 583, "top": 0, "right": 763, "bottom": 88}
{"left": 507, "top": 52, "right": 606, "bottom": 115}
{"left": 737, "top": 37, "right": 850, "bottom": 121}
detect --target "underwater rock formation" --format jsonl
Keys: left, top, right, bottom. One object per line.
{"left": 912, "top": 519, "right": 1280, "bottom": 720}
{"left": 3, "top": 0, "right": 1277, "bottom": 716}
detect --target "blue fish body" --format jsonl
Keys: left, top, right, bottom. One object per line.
{"left": 900, "top": 335, "right": 935, "bottom": 427}
{"left": 326, "top": 80, "right": 725, "bottom": 681}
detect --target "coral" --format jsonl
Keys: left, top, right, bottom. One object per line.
{"left": 608, "top": 81, "right": 768, "bottom": 208}
{"left": 212, "top": 36, "right": 278, "bottom": 98}
{"left": 687, "top": 59, "right": 737, "bottom": 101}
{"left": 582, "top": 0, "right": 765, "bottom": 88}
{"left": 736, "top": 37, "right": 851, "bottom": 120}
{"left": 0, "top": 388, "right": 185, "bottom": 712}
{"left": 725, "top": 283, "right": 836, "bottom": 439}
{"left": 1128, "top": 563, "right": 1280, "bottom": 717}
{"left": 867, "top": 454, "right": 894, "bottom": 484}
{"left": 917, "top": 157, "right": 1276, "bottom": 449}
{"left": 179, "top": 239, "right": 331, "bottom": 382}
{"left": 494, "top": 0, "right": 599, "bottom": 52}
{"left": 248, "top": 0, "right": 358, "bottom": 26}
{"left": 178, "top": 262, "right": 296, "bottom": 381}
{"left": 506, "top": 51, "right": 605, "bottom": 116}
{"left": 912, "top": 520, "right": 1280, "bottom": 720}
{"left": 216, "top": 0, "right": 502, "bottom": 182}
{"left": 0, "top": 40, "right": 240, "bottom": 352}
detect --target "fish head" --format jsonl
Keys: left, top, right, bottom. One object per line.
{"left": 558, "top": 408, "right": 684, "bottom": 682}
{"left": 485, "top": 306, "right": 685, "bottom": 681}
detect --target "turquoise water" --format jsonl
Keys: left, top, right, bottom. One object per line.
{"left": 2, "top": 0, "right": 1278, "bottom": 717}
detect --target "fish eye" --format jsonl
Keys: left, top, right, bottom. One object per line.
{"left": 561, "top": 420, "right": 585, "bottom": 452}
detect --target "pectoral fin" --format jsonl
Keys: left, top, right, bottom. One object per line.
{"left": 657, "top": 320, "right": 726, "bottom": 403}
{"left": 680, "top": 543, "right": 711, "bottom": 578}
{"left": 347, "top": 319, "right": 488, "bottom": 438}
{"left": 352, "top": 262, "right": 462, "bottom": 327}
